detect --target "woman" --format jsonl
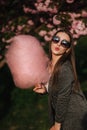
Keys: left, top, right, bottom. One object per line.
{"left": 33, "top": 29, "right": 87, "bottom": 130}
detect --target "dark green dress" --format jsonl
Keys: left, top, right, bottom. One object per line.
{"left": 48, "top": 61, "right": 87, "bottom": 130}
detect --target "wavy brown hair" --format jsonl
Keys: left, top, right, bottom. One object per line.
{"left": 49, "top": 29, "right": 80, "bottom": 91}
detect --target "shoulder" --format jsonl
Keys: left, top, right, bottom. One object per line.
{"left": 60, "top": 60, "right": 72, "bottom": 73}
{"left": 61, "top": 60, "right": 72, "bottom": 70}
{"left": 59, "top": 60, "right": 74, "bottom": 80}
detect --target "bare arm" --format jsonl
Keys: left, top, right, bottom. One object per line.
{"left": 50, "top": 122, "right": 61, "bottom": 130}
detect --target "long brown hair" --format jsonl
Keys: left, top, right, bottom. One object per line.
{"left": 49, "top": 29, "right": 80, "bottom": 91}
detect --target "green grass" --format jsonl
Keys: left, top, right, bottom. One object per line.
{"left": 0, "top": 88, "right": 49, "bottom": 130}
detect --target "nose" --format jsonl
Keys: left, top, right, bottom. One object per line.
{"left": 57, "top": 41, "right": 61, "bottom": 46}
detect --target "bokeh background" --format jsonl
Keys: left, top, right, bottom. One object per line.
{"left": 0, "top": 0, "right": 87, "bottom": 130}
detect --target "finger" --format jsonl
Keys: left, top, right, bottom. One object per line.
{"left": 33, "top": 86, "right": 41, "bottom": 90}
{"left": 33, "top": 87, "right": 38, "bottom": 91}
{"left": 35, "top": 83, "right": 42, "bottom": 88}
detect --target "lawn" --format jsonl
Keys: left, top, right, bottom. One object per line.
{"left": 0, "top": 87, "right": 49, "bottom": 130}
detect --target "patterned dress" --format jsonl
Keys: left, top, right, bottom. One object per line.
{"left": 48, "top": 60, "right": 87, "bottom": 130}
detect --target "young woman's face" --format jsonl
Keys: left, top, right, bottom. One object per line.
{"left": 51, "top": 32, "right": 71, "bottom": 56}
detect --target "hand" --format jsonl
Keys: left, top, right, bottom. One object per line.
{"left": 50, "top": 126, "right": 55, "bottom": 130}
{"left": 33, "top": 83, "right": 47, "bottom": 94}
{"left": 50, "top": 122, "right": 61, "bottom": 130}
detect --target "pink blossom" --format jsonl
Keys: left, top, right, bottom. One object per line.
{"left": 52, "top": 29, "right": 57, "bottom": 35}
{"left": 51, "top": 6, "right": 58, "bottom": 13}
{"left": 44, "top": 0, "right": 51, "bottom": 6}
{"left": 8, "top": 20, "right": 12, "bottom": 25}
{"left": 23, "top": 6, "right": 30, "bottom": 13}
{"left": 82, "top": 29, "right": 87, "bottom": 35}
{"left": 15, "top": 32, "right": 21, "bottom": 35}
{"left": 39, "top": 5, "right": 47, "bottom": 12}
{"left": 5, "top": 45, "right": 10, "bottom": 49}
{"left": 2, "top": 38, "right": 6, "bottom": 42}
{"left": 53, "top": 15, "right": 61, "bottom": 25}
{"left": 11, "top": 26, "right": 15, "bottom": 31}
{"left": 48, "top": 30, "right": 56, "bottom": 37}
{"left": 36, "top": 3, "right": 43, "bottom": 11}
{"left": 73, "top": 34, "right": 79, "bottom": 39}
{"left": 41, "top": 42, "right": 46, "bottom": 46}
{"left": 66, "top": 0, "right": 75, "bottom": 4}
{"left": 39, "top": 30, "right": 47, "bottom": 36}
{"left": 46, "top": 24, "right": 53, "bottom": 29}
{"left": 1, "top": 27, "right": 5, "bottom": 32}
{"left": 44, "top": 35, "right": 52, "bottom": 41}
{"left": 35, "top": 1, "right": 57, "bottom": 13}
{"left": 31, "top": 10, "right": 37, "bottom": 14}
{"left": 17, "top": 25, "right": 23, "bottom": 31}
{"left": 81, "top": 10, "right": 87, "bottom": 17}
{"left": 71, "top": 20, "right": 87, "bottom": 38}
{"left": 70, "top": 28, "right": 74, "bottom": 34}
{"left": 0, "top": 55, "right": 3, "bottom": 60}
{"left": 6, "top": 25, "right": 9, "bottom": 29}
{"left": 27, "top": 20, "right": 34, "bottom": 26}
{"left": 48, "top": 7, "right": 53, "bottom": 12}
{"left": 72, "top": 20, "right": 85, "bottom": 31}
{"left": 37, "top": 0, "right": 43, "bottom": 3}
{"left": 40, "top": 18, "right": 44, "bottom": 23}
{"left": 34, "top": 3, "right": 38, "bottom": 7}
{"left": 68, "top": 13, "right": 81, "bottom": 20}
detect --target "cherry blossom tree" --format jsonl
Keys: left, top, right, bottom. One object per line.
{"left": 0, "top": 0, "right": 87, "bottom": 60}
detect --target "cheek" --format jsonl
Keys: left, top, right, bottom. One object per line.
{"left": 61, "top": 47, "right": 67, "bottom": 53}
{"left": 51, "top": 43, "right": 55, "bottom": 51}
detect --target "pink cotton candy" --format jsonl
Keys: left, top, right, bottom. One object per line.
{"left": 5, "top": 35, "right": 50, "bottom": 89}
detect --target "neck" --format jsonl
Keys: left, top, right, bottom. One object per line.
{"left": 49, "top": 54, "right": 62, "bottom": 74}
{"left": 51, "top": 54, "right": 61, "bottom": 67}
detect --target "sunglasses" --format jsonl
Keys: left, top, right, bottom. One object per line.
{"left": 52, "top": 36, "right": 71, "bottom": 48}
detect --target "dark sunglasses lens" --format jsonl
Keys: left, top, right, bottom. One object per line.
{"left": 52, "top": 36, "right": 60, "bottom": 43}
{"left": 61, "top": 40, "right": 71, "bottom": 48}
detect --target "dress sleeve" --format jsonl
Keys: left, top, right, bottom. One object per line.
{"left": 55, "top": 64, "right": 74, "bottom": 123}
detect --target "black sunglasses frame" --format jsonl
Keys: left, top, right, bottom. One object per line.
{"left": 52, "top": 36, "right": 71, "bottom": 48}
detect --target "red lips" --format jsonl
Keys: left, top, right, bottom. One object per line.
{"left": 55, "top": 47, "right": 60, "bottom": 51}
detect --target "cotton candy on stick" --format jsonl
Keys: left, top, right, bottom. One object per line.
{"left": 5, "top": 35, "right": 50, "bottom": 89}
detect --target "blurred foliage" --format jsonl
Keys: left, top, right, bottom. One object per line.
{"left": 75, "top": 35, "right": 87, "bottom": 91}
{"left": 0, "top": 64, "right": 49, "bottom": 130}
{"left": 0, "top": 0, "right": 87, "bottom": 61}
